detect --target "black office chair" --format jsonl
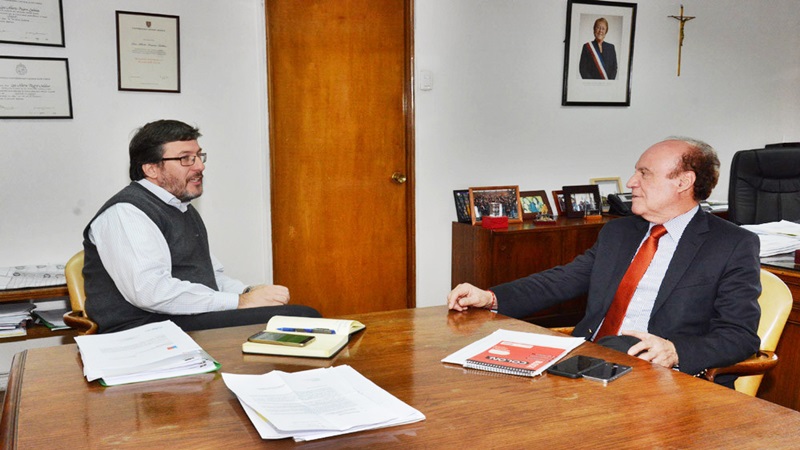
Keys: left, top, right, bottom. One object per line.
{"left": 728, "top": 143, "right": 800, "bottom": 225}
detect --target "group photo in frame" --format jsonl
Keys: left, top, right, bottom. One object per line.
{"left": 520, "top": 190, "right": 553, "bottom": 220}
{"left": 563, "top": 184, "right": 602, "bottom": 218}
{"left": 562, "top": 0, "right": 637, "bottom": 106}
{"left": 116, "top": 11, "right": 181, "bottom": 92}
{"left": 590, "top": 177, "right": 623, "bottom": 212}
{"left": 468, "top": 186, "right": 523, "bottom": 225}
{"left": 0, "top": 0, "right": 65, "bottom": 47}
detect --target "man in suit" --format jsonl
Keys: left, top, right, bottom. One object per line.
{"left": 447, "top": 138, "right": 761, "bottom": 388}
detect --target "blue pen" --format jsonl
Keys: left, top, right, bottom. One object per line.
{"left": 277, "top": 327, "right": 336, "bottom": 334}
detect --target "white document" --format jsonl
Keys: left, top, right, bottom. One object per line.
{"left": 0, "top": 264, "right": 66, "bottom": 290}
{"left": 441, "top": 328, "right": 585, "bottom": 376}
{"left": 222, "top": 365, "right": 425, "bottom": 442}
{"left": 75, "top": 320, "right": 219, "bottom": 385}
{"left": 741, "top": 221, "right": 800, "bottom": 257}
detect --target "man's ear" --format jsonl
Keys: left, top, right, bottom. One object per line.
{"left": 676, "top": 171, "right": 696, "bottom": 194}
{"left": 142, "top": 162, "right": 160, "bottom": 179}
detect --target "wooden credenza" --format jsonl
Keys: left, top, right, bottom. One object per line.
{"left": 451, "top": 217, "right": 612, "bottom": 327}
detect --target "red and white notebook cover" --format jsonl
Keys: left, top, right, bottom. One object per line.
{"left": 466, "top": 341, "right": 564, "bottom": 375}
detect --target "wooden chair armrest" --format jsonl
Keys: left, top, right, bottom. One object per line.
{"left": 550, "top": 326, "right": 575, "bottom": 335}
{"left": 63, "top": 310, "right": 98, "bottom": 335}
{"left": 702, "top": 351, "right": 778, "bottom": 383}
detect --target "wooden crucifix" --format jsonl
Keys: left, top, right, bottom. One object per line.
{"left": 668, "top": 5, "right": 696, "bottom": 76}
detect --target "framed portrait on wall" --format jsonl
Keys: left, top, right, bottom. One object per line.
{"left": 562, "top": 0, "right": 637, "bottom": 106}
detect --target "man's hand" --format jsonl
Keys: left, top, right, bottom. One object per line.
{"left": 238, "top": 284, "right": 290, "bottom": 309}
{"left": 621, "top": 330, "right": 679, "bottom": 368}
{"left": 447, "top": 283, "right": 493, "bottom": 311}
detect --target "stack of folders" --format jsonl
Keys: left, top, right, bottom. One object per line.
{"left": 75, "top": 320, "right": 220, "bottom": 386}
{"left": 0, "top": 301, "right": 35, "bottom": 338}
{"left": 223, "top": 365, "right": 425, "bottom": 441}
{"left": 442, "top": 329, "right": 585, "bottom": 377}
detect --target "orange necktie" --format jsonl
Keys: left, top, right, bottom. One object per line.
{"left": 594, "top": 225, "right": 668, "bottom": 340}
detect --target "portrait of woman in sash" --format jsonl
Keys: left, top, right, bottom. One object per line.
{"left": 579, "top": 17, "right": 617, "bottom": 80}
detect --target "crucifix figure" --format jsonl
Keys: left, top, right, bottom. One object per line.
{"left": 669, "top": 5, "right": 696, "bottom": 76}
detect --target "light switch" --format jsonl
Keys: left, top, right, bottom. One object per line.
{"left": 419, "top": 70, "right": 433, "bottom": 91}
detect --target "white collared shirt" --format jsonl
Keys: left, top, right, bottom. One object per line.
{"left": 88, "top": 179, "right": 244, "bottom": 314}
{"left": 619, "top": 205, "right": 700, "bottom": 333}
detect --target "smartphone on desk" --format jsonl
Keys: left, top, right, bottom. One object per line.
{"left": 581, "top": 362, "right": 632, "bottom": 384}
{"left": 247, "top": 331, "right": 316, "bottom": 347}
{"left": 547, "top": 355, "right": 605, "bottom": 379}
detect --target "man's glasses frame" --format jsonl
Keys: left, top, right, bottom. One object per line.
{"left": 160, "top": 152, "right": 207, "bottom": 166}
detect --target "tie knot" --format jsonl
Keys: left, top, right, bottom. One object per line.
{"left": 650, "top": 224, "right": 667, "bottom": 240}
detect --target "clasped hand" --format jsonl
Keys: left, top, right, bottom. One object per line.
{"left": 238, "top": 284, "right": 290, "bottom": 309}
{"left": 621, "top": 330, "right": 679, "bottom": 368}
{"left": 447, "top": 283, "right": 493, "bottom": 311}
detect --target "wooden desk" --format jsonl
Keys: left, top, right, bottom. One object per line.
{"left": 452, "top": 217, "right": 612, "bottom": 327}
{"left": 3, "top": 306, "right": 799, "bottom": 448}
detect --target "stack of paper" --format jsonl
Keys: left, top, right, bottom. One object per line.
{"left": 33, "top": 307, "right": 70, "bottom": 330}
{"left": 0, "top": 301, "right": 35, "bottom": 338}
{"left": 223, "top": 365, "right": 425, "bottom": 441}
{"left": 75, "top": 320, "right": 220, "bottom": 386}
{"left": 741, "top": 220, "right": 800, "bottom": 257}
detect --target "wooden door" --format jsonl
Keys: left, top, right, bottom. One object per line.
{"left": 266, "top": 0, "right": 414, "bottom": 317}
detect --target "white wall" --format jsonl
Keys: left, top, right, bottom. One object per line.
{"left": 2, "top": 1, "right": 799, "bottom": 312}
{"left": 1, "top": 0, "right": 273, "bottom": 285}
{"left": 413, "top": 0, "right": 800, "bottom": 307}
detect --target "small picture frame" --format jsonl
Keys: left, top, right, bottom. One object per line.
{"left": 590, "top": 177, "right": 623, "bottom": 212}
{"left": 551, "top": 190, "right": 566, "bottom": 216}
{"left": 453, "top": 189, "right": 472, "bottom": 224}
{"left": 468, "top": 186, "right": 523, "bottom": 225}
{"left": 520, "top": 190, "right": 553, "bottom": 220}
{"left": 563, "top": 184, "right": 602, "bottom": 218}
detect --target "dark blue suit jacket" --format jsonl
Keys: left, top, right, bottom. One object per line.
{"left": 492, "top": 209, "right": 761, "bottom": 379}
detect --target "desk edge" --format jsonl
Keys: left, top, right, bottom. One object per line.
{"left": 1, "top": 349, "right": 26, "bottom": 450}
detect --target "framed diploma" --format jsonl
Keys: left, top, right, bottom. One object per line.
{"left": 0, "top": 56, "right": 73, "bottom": 119}
{"left": 0, "top": 0, "right": 65, "bottom": 47}
{"left": 116, "top": 11, "right": 180, "bottom": 93}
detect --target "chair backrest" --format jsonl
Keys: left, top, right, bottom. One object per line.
{"left": 65, "top": 251, "right": 87, "bottom": 314}
{"left": 735, "top": 269, "right": 793, "bottom": 395}
{"left": 728, "top": 143, "right": 800, "bottom": 225}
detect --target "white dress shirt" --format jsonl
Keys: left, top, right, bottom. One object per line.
{"left": 619, "top": 205, "right": 700, "bottom": 333}
{"left": 88, "top": 179, "right": 244, "bottom": 314}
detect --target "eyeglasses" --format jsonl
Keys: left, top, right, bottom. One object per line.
{"left": 160, "top": 152, "right": 207, "bottom": 166}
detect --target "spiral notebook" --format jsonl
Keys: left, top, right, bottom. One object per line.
{"left": 442, "top": 329, "right": 585, "bottom": 378}
{"left": 464, "top": 340, "right": 564, "bottom": 377}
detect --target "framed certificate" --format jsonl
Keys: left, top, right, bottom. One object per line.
{"left": 0, "top": 0, "right": 65, "bottom": 47}
{"left": 116, "top": 11, "right": 181, "bottom": 92}
{"left": 0, "top": 56, "right": 73, "bottom": 119}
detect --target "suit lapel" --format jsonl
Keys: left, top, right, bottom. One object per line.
{"left": 650, "top": 209, "right": 710, "bottom": 316}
